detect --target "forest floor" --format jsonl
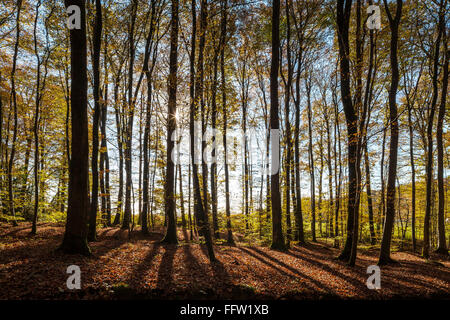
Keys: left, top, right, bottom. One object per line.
{"left": 1, "top": 222, "right": 449, "bottom": 300}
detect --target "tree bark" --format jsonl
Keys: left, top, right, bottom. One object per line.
{"left": 122, "top": 0, "right": 138, "bottom": 230}
{"left": 141, "top": 0, "right": 158, "bottom": 235}
{"left": 436, "top": 15, "right": 448, "bottom": 255}
{"left": 306, "top": 76, "right": 316, "bottom": 242}
{"left": 88, "top": 0, "right": 103, "bottom": 242}
{"left": 191, "top": 0, "right": 216, "bottom": 261}
{"left": 378, "top": 0, "right": 402, "bottom": 265}
{"left": 60, "top": 0, "right": 91, "bottom": 255}
{"left": 161, "top": 0, "right": 179, "bottom": 244}
{"left": 336, "top": 0, "right": 357, "bottom": 263}
{"left": 364, "top": 144, "right": 376, "bottom": 245}
{"left": 283, "top": 0, "right": 293, "bottom": 244}
{"left": 422, "top": 0, "right": 444, "bottom": 259}
{"left": 294, "top": 42, "right": 304, "bottom": 244}
{"left": 270, "top": 0, "right": 286, "bottom": 251}
{"left": 8, "top": 0, "right": 23, "bottom": 226}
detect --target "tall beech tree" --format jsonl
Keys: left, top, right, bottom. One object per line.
{"left": 60, "top": 0, "right": 91, "bottom": 255}
{"left": 162, "top": 0, "right": 179, "bottom": 244}
{"left": 378, "top": 0, "right": 402, "bottom": 265}
{"left": 88, "top": 0, "right": 103, "bottom": 242}
{"left": 336, "top": 0, "right": 356, "bottom": 264}
{"left": 141, "top": 0, "right": 160, "bottom": 235}
{"left": 31, "top": 0, "right": 52, "bottom": 235}
{"left": 190, "top": 0, "right": 216, "bottom": 262}
{"left": 220, "top": 0, "right": 234, "bottom": 245}
{"left": 122, "top": 0, "right": 138, "bottom": 230}
{"left": 282, "top": 0, "right": 293, "bottom": 243}
{"left": 7, "top": 0, "right": 23, "bottom": 227}
{"left": 422, "top": 0, "right": 444, "bottom": 259}
{"left": 435, "top": 2, "right": 448, "bottom": 255}
{"left": 270, "top": 0, "right": 286, "bottom": 251}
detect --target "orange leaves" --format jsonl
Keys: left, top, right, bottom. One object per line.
{"left": 0, "top": 222, "right": 449, "bottom": 299}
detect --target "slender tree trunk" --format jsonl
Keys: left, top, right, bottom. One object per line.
{"left": 31, "top": 0, "right": 43, "bottom": 235}
{"left": 348, "top": 0, "right": 364, "bottom": 267}
{"left": 19, "top": 136, "right": 32, "bottom": 215}
{"left": 8, "top": 0, "right": 23, "bottom": 227}
{"left": 436, "top": 16, "right": 448, "bottom": 255}
{"left": 122, "top": 0, "right": 138, "bottom": 230}
{"left": 149, "top": 129, "right": 159, "bottom": 230}
{"left": 284, "top": 0, "right": 293, "bottom": 244}
{"left": 294, "top": 49, "right": 304, "bottom": 244}
{"left": 407, "top": 99, "right": 416, "bottom": 252}
{"left": 318, "top": 135, "right": 323, "bottom": 237}
{"left": 306, "top": 77, "right": 316, "bottom": 242}
{"left": 211, "top": 33, "right": 219, "bottom": 239}
{"left": 324, "top": 104, "right": 334, "bottom": 238}
{"left": 88, "top": 0, "right": 103, "bottom": 242}
{"left": 270, "top": 0, "right": 285, "bottom": 251}
{"left": 113, "top": 77, "right": 123, "bottom": 226}
{"left": 364, "top": 144, "right": 376, "bottom": 245}
{"left": 336, "top": 0, "right": 358, "bottom": 263}
{"left": 161, "top": 0, "right": 179, "bottom": 244}
{"left": 378, "top": 0, "right": 402, "bottom": 265}
{"left": 188, "top": 161, "right": 194, "bottom": 240}
{"left": 191, "top": 0, "right": 216, "bottom": 261}
{"left": 378, "top": 117, "right": 387, "bottom": 232}
{"left": 220, "top": 0, "right": 233, "bottom": 245}
{"left": 179, "top": 161, "right": 186, "bottom": 230}
{"left": 100, "top": 34, "right": 111, "bottom": 227}
{"left": 141, "top": 0, "right": 158, "bottom": 235}
{"left": 333, "top": 91, "right": 342, "bottom": 242}
{"left": 423, "top": 0, "right": 444, "bottom": 259}
{"left": 362, "top": 11, "right": 377, "bottom": 245}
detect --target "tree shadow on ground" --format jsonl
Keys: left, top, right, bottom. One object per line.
{"left": 238, "top": 246, "right": 333, "bottom": 296}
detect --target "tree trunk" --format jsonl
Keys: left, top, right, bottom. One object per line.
{"left": 88, "top": 0, "right": 103, "bottom": 242}
{"left": 122, "top": 0, "right": 138, "bottom": 230}
{"left": 211, "top": 29, "right": 219, "bottom": 239}
{"left": 270, "top": 0, "right": 286, "bottom": 251}
{"left": 191, "top": 0, "right": 216, "bottom": 261}
{"left": 294, "top": 47, "right": 304, "bottom": 244}
{"left": 336, "top": 0, "right": 357, "bottom": 263}
{"left": 113, "top": 74, "right": 123, "bottom": 226}
{"left": 220, "top": 0, "right": 234, "bottom": 245}
{"left": 378, "top": 0, "right": 402, "bottom": 265}
{"left": 364, "top": 144, "right": 376, "bottom": 245}
{"left": 407, "top": 97, "right": 416, "bottom": 252}
{"left": 31, "top": 0, "right": 43, "bottom": 235}
{"left": 60, "top": 0, "right": 91, "bottom": 255}
{"left": 8, "top": 0, "right": 23, "bottom": 227}
{"left": 162, "top": 0, "right": 179, "bottom": 244}
{"left": 423, "top": 0, "right": 444, "bottom": 259}
{"left": 100, "top": 33, "right": 111, "bottom": 227}
{"left": 324, "top": 102, "right": 334, "bottom": 238}
{"left": 306, "top": 76, "right": 316, "bottom": 242}
{"left": 435, "top": 14, "right": 448, "bottom": 255}
{"left": 318, "top": 134, "right": 323, "bottom": 237}
{"left": 141, "top": 0, "right": 158, "bottom": 235}
{"left": 283, "top": 0, "right": 293, "bottom": 244}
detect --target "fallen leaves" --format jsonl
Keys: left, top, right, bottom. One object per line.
{"left": 0, "top": 222, "right": 449, "bottom": 300}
